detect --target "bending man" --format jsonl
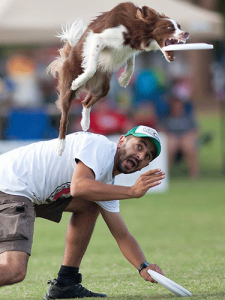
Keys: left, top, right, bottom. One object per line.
{"left": 0, "top": 125, "right": 165, "bottom": 299}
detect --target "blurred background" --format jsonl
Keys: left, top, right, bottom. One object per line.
{"left": 0, "top": 0, "right": 224, "bottom": 181}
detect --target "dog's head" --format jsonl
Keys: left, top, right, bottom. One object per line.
{"left": 137, "top": 6, "right": 189, "bottom": 62}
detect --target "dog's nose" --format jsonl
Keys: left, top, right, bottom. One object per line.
{"left": 181, "top": 31, "right": 189, "bottom": 39}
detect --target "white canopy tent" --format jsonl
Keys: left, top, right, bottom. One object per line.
{"left": 0, "top": 0, "right": 224, "bottom": 45}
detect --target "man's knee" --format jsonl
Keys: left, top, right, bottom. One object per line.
{"left": 0, "top": 251, "right": 29, "bottom": 286}
{"left": 9, "top": 265, "right": 27, "bottom": 284}
{"left": 0, "top": 263, "right": 27, "bottom": 286}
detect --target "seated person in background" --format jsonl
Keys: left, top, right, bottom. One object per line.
{"left": 158, "top": 95, "right": 200, "bottom": 179}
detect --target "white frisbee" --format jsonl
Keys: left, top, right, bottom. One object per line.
{"left": 162, "top": 43, "right": 213, "bottom": 51}
{"left": 147, "top": 270, "right": 192, "bottom": 297}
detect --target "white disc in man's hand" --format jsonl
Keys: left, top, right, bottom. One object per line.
{"left": 147, "top": 270, "right": 192, "bottom": 297}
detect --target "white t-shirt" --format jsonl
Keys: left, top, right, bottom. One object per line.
{"left": 0, "top": 132, "right": 120, "bottom": 212}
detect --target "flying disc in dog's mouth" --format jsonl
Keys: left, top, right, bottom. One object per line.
{"left": 162, "top": 37, "right": 187, "bottom": 62}
{"left": 162, "top": 42, "right": 214, "bottom": 61}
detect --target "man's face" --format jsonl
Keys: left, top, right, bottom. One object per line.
{"left": 114, "top": 135, "right": 156, "bottom": 175}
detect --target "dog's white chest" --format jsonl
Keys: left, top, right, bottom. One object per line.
{"left": 82, "top": 25, "right": 137, "bottom": 73}
{"left": 98, "top": 46, "right": 136, "bottom": 72}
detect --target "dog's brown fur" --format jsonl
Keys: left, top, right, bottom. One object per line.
{"left": 48, "top": 2, "right": 189, "bottom": 155}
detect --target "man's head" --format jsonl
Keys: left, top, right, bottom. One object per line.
{"left": 114, "top": 125, "right": 161, "bottom": 175}
{"left": 125, "top": 126, "right": 161, "bottom": 158}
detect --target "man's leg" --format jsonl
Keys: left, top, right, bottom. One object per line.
{"left": 0, "top": 192, "right": 35, "bottom": 288}
{"left": 45, "top": 200, "right": 107, "bottom": 299}
{"left": 62, "top": 200, "right": 100, "bottom": 267}
{"left": 0, "top": 251, "right": 29, "bottom": 286}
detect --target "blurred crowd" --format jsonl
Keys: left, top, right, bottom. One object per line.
{"left": 1, "top": 44, "right": 224, "bottom": 178}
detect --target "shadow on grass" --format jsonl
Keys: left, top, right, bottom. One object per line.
{"left": 108, "top": 291, "right": 225, "bottom": 299}
{"left": 193, "top": 291, "right": 225, "bottom": 299}
{"left": 107, "top": 295, "right": 174, "bottom": 299}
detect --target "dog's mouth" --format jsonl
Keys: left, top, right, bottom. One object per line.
{"left": 162, "top": 37, "right": 187, "bottom": 62}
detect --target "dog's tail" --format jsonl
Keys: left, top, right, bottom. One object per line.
{"left": 46, "top": 19, "right": 87, "bottom": 77}
{"left": 58, "top": 19, "right": 87, "bottom": 47}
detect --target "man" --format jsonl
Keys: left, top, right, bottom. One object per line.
{"left": 0, "top": 125, "right": 165, "bottom": 299}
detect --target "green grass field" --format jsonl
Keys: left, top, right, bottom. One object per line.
{"left": 1, "top": 113, "right": 225, "bottom": 299}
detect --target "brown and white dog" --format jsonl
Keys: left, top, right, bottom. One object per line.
{"left": 48, "top": 2, "right": 189, "bottom": 155}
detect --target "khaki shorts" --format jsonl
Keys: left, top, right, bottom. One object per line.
{"left": 0, "top": 191, "right": 72, "bottom": 255}
{"left": 0, "top": 192, "right": 35, "bottom": 255}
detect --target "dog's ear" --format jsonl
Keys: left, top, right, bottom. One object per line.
{"left": 137, "top": 6, "right": 159, "bottom": 21}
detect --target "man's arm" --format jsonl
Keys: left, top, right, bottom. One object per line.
{"left": 70, "top": 161, "right": 165, "bottom": 202}
{"left": 100, "top": 208, "right": 164, "bottom": 282}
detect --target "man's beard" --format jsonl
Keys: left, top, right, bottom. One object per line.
{"left": 115, "top": 146, "right": 138, "bottom": 174}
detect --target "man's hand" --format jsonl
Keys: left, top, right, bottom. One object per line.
{"left": 140, "top": 264, "right": 164, "bottom": 283}
{"left": 130, "top": 169, "right": 165, "bottom": 198}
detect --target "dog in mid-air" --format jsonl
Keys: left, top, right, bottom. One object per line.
{"left": 48, "top": 1, "right": 189, "bottom": 155}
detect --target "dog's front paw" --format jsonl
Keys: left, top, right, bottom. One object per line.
{"left": 71, "top": 79, "right": 80, "bottom": 91}
{"left": 118, "top": 75, "right": 130, "bottom": 87}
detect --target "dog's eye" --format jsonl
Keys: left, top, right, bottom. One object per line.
{"left": 167, "top": 26, "right": 173, "bottom": 30}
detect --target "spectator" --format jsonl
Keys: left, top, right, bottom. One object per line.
{"left": 159, "top": 95, "right": 200, "bottom": 179}
{"left": 7, "top": 54, "right": 43, "bottom": 107}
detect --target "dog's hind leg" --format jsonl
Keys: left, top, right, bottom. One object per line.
{"left": 56, "top": 90, "right": 74, "bottom": 155}
{"left": 81, "top": 107, "right": 92, "bottom": 131}
{"left": 71, "top": 32, "right": 104, "bottom": 91}
{"left": 79, "top": 93, "right": 91, "bottom": 131}
{"left": 81, "top": 77, "right": 111, "bottom": 131}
